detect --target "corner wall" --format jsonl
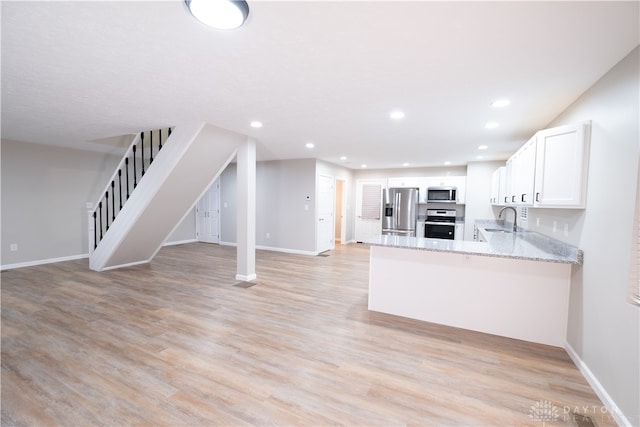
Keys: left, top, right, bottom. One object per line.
{"left": 537, "top": 47, "right": 639, "bottom": 425}
{"left": 219, "top": 159, "right": 318, "bottom": 254}
{"left": 0, "top": 139, "right": 196, "bottom": 269}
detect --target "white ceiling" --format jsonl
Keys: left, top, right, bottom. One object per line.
{"left": 2, "top": 1, "right": 639, "bottom": 169}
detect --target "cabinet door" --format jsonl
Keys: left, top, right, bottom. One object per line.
{"left": 490, "top": 167, "right": 507, "bottom": 205}
{"left": 490, "top": 168, "right": 501, "bottom": 204}
{"left": 516, "top": 136, "right": 537, "bottom": 206}
{"left": 534, "top": 122, "right": 590, "bottom": 208}
{"left": 507, "top": 136, "right": 536, "bottom": 206}
{"left": 452, "top": 176, "right": 466, "bottom": 204}
{"left": 388, "top": 177, "right": 420, "bottom": 188}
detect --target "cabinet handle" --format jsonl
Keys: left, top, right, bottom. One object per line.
{"left": 535, "top": 192, "right": 541, "bottom": 202}
{"left": 511, "top": 195, "right": 516, "bottom": 203}
{"left": 521, "top": 194, "right": 526, "bottom": 203}
{"left": 504, "top": 196, "right": 508, "bottom": 203}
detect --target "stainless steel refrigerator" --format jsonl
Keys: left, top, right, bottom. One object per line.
{"left": 382, "top": 187, "right": 419, "bottom": 236}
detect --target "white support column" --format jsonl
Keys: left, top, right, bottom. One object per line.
{"left": 236, "top": 137, "right": 257, "bottom": 281}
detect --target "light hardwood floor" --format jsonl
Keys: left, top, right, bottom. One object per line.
{"left": 2, "top": 243, "right": 613, "bottom": 426}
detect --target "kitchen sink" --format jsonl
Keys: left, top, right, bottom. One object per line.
{"left": 483, "top": 228, "right": 512, "bottom": 233}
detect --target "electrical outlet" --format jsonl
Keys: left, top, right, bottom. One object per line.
{"left": 10, "top": 243, "right": 18, "bottom": 252}
{"left": 553, "top": 221, "right": 557, "bottom": 233}
{"left": 266, "top": 232, "right": 270, "bottom": 238}
{"left": 564, "top": 223, "right": 569, "bottom": 236}
{"left": 536, "top": 217, "right": 540, "bottom": 227}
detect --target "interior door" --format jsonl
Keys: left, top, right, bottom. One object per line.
{"left": 196, "top": 177, "right": 220, "bottom": 244}
{"left": 317, "top": 175, "right": 335, "bottom": 253}
{"left": 355, "top": 179, "right": 385, "bottom": 242}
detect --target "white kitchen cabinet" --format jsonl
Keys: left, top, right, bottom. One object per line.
{"left": 490, "top": 167, "right": 507, "bottom": 205}
{"left": 387, "top": 177, "right": 421, "bottom": 188}
{"left": 533, "top": 122, "right": 590, "bottom": 208}
{"left": 508, "top": 135, "right": 537, "bottom": 206}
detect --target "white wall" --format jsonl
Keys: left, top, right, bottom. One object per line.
{"left": 1, "top": 140, "right": 121, "bottom": 266}
{"left": 219, "top": 159, "right": 318, "bottom": 253}
{"left": 0, "top": 139, "right": 196, "bottom": 268}
{"left": 532, "top": 47, "right": 639, "bottom": 425}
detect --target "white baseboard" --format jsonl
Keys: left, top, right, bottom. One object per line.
{"left": 342, "top": 239, "right": 357, "bottom": 245}
{"left": 564, "top": 341, "right": 631, "bottom": 427}
{"left": 235, "top": 273, "right": 257, "bottom": 281}
{"left": 163, "top": 238, "right": 198, "bottom": 246}
{"left": 219, "top": 241, "right": 319, "bottom": 256}
{"left": 1, "top": 253, "right": 89, "bottom": 271}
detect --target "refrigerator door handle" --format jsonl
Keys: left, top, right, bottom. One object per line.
{"left": 395, "top": 192, "right": 401, "bottom": 229}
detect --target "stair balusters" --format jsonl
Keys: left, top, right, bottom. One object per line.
{"left": 91, "top": 127, "right": 173, "bottom": 251}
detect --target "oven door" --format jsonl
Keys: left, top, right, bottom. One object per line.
{"left": 425, "top": 222, "right": 455, "bottom": 240}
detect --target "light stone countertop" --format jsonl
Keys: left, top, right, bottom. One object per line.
{"left": 365, "top": 220, "right": 583, "bottom": 265}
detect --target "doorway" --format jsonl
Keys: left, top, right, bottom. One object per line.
{"left": 196, "top": 177, "right": 220, "bottom": 244}
{"left": 335, "top": 179, "right": 346, "bottom": 244}
{"left": 317, "top": 175, "right": 335, "bottom": 253}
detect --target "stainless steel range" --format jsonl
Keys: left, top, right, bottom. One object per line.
{"left": 424, "top": 209, "right": 456, "bottom": 240}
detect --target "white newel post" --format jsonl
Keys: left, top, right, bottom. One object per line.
{"left": 236, "top": 137, "right": 256, "bottom": 281}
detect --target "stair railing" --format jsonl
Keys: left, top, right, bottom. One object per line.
{"left": 88, "top": 127, "right": 173, "bottom": 254}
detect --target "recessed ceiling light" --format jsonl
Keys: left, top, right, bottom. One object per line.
{"left": 491, "top": 99, "right": 511, "bottom": 108}
{"left": 476, "top": 155, "right": 484, "bottom": 160}
{"left": 340, "top": 156, "right": 347, "bottom": 161}
{"left": 478, "top": 145, "right": 488, "bottom": 150}
{"left": 184, "top": 0, "right": 250, "bottom": 30}
{"left": 485, "top": 122, "right": 499, "bottom": 129}
{"left": 402, "top": 163, "right": 410, "bottom": 167}
{"left": 361, "top": 164, "right": 368, "bottom": 168}
{"left": 390, "top": 111, "right": 405, "bottom": 120}
{"left": 250, "top": 121, "right": 262, "bottom": 128}
{"left": 444, "top": 161, "right": 452, "bottom": 166}
{"left": 305, "top": 142, "right": 315, "bottom": 149}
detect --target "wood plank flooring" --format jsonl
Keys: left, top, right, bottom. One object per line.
{"left": 2, "top": 243, "right": 614, "bottom": 426}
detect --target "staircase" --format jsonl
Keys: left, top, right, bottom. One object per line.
{"left": 89, "top": 122, "right": 244, "bottom": 271}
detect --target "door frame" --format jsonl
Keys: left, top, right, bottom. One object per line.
{"left": 317, "top": 174, "right": 336, "bottom": 253}
{"left": 196, "top": 177, "right": 221, "bottom": 244}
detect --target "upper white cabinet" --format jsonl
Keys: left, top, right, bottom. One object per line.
{"left": 496, "top": 121, "right": 591, "bottom": 210}
{"left": 387, "top": 177, "right": 421, "bottom": 188}
{"left": 533, "top": 122, "right": 591, "bottom": 208}
{"left": 490, "top": 167, "right": 507, "bottom": 205}
{"left": 508, "top": 135, "right": 537, "bottom": 206}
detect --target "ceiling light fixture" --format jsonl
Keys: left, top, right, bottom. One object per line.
{"left": 491, "top": 99, "right": 511, "bottom": 108}
{"left": 478, "top": 145, "right": 488, "bottom": 150}
{"left": 305, "top": 142, "right": 315, "bottom": 149}
{"left": 485, "top": 122, "right": 499, "bottom": 129}
{"left": 361, "top": 164, "right": 368, "bottom": 168}
{"left": 185, "top": 0, "right": 250, "bottom": 30}
{"left": 250, "top": 121, "right": 262, "bottom": 128}
{"left": 444, "top": 161, "right": 452, "bottom": 166}
{"left": 390, "top": 111, "right": 405, "bottom": 120}
{"left": 402, "top": 163, "right": 410, "bottom": 167}
{"left": 340, "top": 156, "right": 348, "bottom": 161}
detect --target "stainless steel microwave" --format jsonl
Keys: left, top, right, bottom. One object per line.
{"left": 426, "top": 186, "right": 457, "bottom": 203}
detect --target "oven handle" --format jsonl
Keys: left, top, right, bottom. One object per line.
{"left": 424, "top": 221, "right": 456, "bottom": 226}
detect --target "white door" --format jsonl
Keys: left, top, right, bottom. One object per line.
{"left": 355, "top": 179, "right": 385, "bottom": 242}
{"left": 196, "top": 177, "right": 220, "bottom": 244}
{"left": 317, "top": 175, "right": 335, "bottom": 253}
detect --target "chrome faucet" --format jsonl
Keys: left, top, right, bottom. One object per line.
{"left": 498, "top": 206, "right": 518, "bottom": 232}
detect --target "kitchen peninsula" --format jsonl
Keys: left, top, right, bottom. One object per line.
{"left": 366, "top": 226, "right": 583, "bottom": 347}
